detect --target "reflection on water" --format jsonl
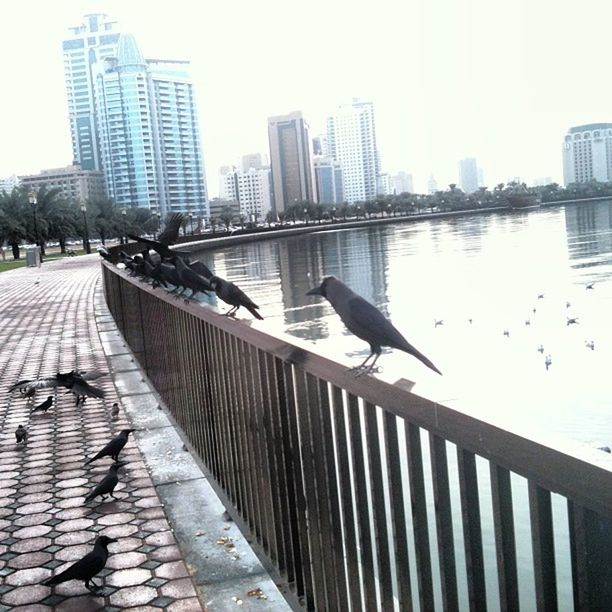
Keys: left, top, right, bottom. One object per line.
{"left": 195, "top": 200, "right": 612, "bottom": 448}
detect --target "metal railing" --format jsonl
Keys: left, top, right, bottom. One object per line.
{"left": 102, "top": 259, "right": 612, "bottom": 611}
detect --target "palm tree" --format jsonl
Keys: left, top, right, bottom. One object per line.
{"left": 0, "top": 189, "right": 27, "bottom": 259}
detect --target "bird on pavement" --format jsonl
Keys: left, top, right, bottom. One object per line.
{"left": 85, "top": 429, "right": 135, "bottom": 464}
{"left": 111, "top": 402, "right": 120, "bottom": 419}
{"left": 15, "top": 425, "right": 27, "bottom": 444}
{"left": 42, "top": 535, "right": 117, "bottom": 593}
{"left": 32, "top": 396, "right": 53, "bottom": 414}
{"left": 209, "top": 275, "right": 263, "bottom": 320}
{"left": 84, "top": 463, "right": 126, "bottom": 503}
{"left": 307, "top": 276, "right": 441, "bottom": 375}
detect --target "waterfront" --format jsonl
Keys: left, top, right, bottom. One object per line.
{"left": 196, "top": 200, "right": 612, "bottom": 451}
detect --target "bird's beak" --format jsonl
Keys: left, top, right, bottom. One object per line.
{"left": 108, "top": 538, "right": 118, "bottom": 543}
{"left": 306, "top": 286, "right": 323, "bottom": 296}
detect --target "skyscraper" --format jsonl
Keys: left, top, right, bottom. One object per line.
{"left": 63, "top": 14, "right": 208, "bottom": 216}
{"left": 313, "top": 156, "right": 343, "bottom": 204}
{"left": 563, "top": 123, "right": 612, "bottom": 185}
{"left": 459, "top": 158, "right": 479, "bottom": 193}
{"left": 63, "top": 13, "right": 121, "bottom": 171}
{"left": 219, "top": 165, "right": 272, "bottom": 221}
{"left": 326, "top": 99, "right": 380, "bottom": 203}
{"left": 267, "top": 111, "right": 317, "bottom": 215}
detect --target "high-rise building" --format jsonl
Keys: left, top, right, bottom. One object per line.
{"left": 326, "top": 99, "right": 379, "bottom": 203}
{"left": 313, "top": 156, "right": 343, "bottom": 204}
{"left": 459, "top": 158, "right": 479, "bottom": 193}
{"left": 563, "top": 123, "right": 612, "bottom": 185}
{"left": 241, "top": 153, "right": 264, "bottom": 172}
{"left": 19, "top": 164, "right": 106, "bottom": 203}
{"left": 63, "top": 14, "right": 208, "bottom": 216}
{"left": 63, "top": 14, "right": 121, "bottom": 171}
{"left": 267, "top": 111, "right": 317, "bottom": 214}
{"left": 219, "top": 166, "right": 272, "bottom": 220}
{"left": 0, "top": 175, "right": 20, "bottom": 194}
{"left": 377, "top": 173, "right": 394, "bottom": 196}
{"left": 427, "top": 175, "right": 438, "bottom": 194}
{"left": 392, "top": 171, "right": 413, "bottom": 194}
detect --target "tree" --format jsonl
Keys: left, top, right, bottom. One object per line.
{"left": 265, "top": 211, "right": 277, "bottom": 227}
{"left": 0, "top": 189, "right": 27, "bottom": 259}
{"left": 219, "top": 207, "right": 235, "bottom": 231}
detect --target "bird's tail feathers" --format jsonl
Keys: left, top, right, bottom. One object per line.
{"left": 246, "top": 305, "right": 264, "bottom": 320}
{"left": 403, "top": 344, "right": 442, "bottom": 375}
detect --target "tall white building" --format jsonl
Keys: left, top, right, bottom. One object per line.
{"left": 563, "top": 123, "right": 612, "bottom": 185}
{"left": 0, "top": 175, "right": 20, "bottom": 194}
{"left": 326, "top": 99, "right": 380, "bottom": 203}
{"left": 459, "top": 158, "right": 479, "bottom": 193}
{"left": 219, "top": 166, "right": 272, "bottom": 220}
{"left": 392, "top": 171, "right": 413, "bottom": 194}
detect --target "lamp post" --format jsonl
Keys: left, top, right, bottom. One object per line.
{"left": 303, "top": 207, "right": 308, "bottom": 226}
{"left": 80, "top": 205, "right": 91, "bottom": 254}
{"left": 28, "top": 192, "right": 43, "bottom": 263}
{"left": 121, "top": 208, "right": 127, "bottom": 244}
{"left": 154, "top": 212, "right": 161, "bottom": 239}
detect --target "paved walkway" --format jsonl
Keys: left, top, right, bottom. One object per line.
{"left": 0, "top": 256, "right": 204, "bottom": 611}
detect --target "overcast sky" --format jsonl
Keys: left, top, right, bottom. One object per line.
{"left": 1, "top": 0, "right": 611, "bottom": 195}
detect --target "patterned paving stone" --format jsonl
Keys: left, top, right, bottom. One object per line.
{"left": 0, "top": 258, "right": 204, "bottom": 611}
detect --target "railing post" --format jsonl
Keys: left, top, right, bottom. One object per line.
{"left": 569, "top": 501, "right": 612, "bottom": 610}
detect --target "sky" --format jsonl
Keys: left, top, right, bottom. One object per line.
{"left": 1, "top": 0, "right": 612, "bottom": 195}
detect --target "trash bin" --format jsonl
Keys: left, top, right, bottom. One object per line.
{"left": 26, "top": 248, "right": 40, "bottom": 267}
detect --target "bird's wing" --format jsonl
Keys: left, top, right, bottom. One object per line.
{"left": 47, "top": 550, "right": 103, "bottom": 583}
{"left": 347, "top": 298, "right": 442, "bottom": 375}
{"left": 9, "top": 378, "right": 58, "bottom": 393}
{"left": 190, "top": 260, "right": 214, "bottom": 279}
{"left": 85, "top": 474, "right": 113, "bottom": 501}
{"left": 228, "top": 283, "right": 259, "bottom": 308}
{"left": 157, "top": 213, "right": 185, "bottom": 245}
{"left": 72, "top": 380, "right": 105, "bottom": 399}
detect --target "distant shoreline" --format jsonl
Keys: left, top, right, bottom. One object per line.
{"left": 180, "top": 196, "right": 611, "bottom": 253}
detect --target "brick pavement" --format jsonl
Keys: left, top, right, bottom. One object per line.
{"left": 0, "top": 256, "right": 204, "bottom": 611}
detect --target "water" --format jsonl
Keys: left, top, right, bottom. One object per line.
{"left": 196, "top": 201, "right": 612, "bottom": 449}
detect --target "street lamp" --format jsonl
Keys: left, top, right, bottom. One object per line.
{"left": 80, "top": 205, "right": 91, "bottom": 254}
{"left": 154, "top": 212, "right": 161, "bottom": 239}
{"left": 121, "top": 208, "right": 127, "bottom": 244}
{"left": 303, "top": 207, "right": 308, "bottom": 226}
{"left": 28, "top": 192, "right": 43, "bottom": 263}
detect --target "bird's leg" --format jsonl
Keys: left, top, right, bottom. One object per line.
{"left": 111, "top": 492, "right": 117, "bottom": 499}
{"left": 224, "top": 306, "right": 238, "bottom": 318}
{"left": 348, "top": 352, "right": 374, "bottom": 375}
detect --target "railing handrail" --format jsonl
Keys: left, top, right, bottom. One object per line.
{"left": 102, "top": 260, "right": 612, "bottom": 521}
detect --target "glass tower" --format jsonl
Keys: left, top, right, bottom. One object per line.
{"left": 63, "top": 15, "right": 208, "bottom": 216}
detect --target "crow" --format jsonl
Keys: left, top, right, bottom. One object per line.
{"left": 189, "top": 259, "right": 214, "bottom": 279}
{"left": 209, "top": 275, "right": 263, "bottom": 320}
{"left": 32, "top": 396, "right": 53, "bottom": 414}
{"left": 15, "top": 425, "right": 27, "bottom": 444}
{"left": 42, "top": 535, "right": 117, "bottom": 593}
{"left": 85, "top": 429, "right": 135, "bottom": 464}
{"left": 307, "top": 276, "right": 441, "bottom": 375}
{"left": 172, "top": 256, "right": 213, "bottom": 299}
{"left": 160, "top": 260, "right": 184, "bottom": 293}
{"left": 84, "top": 463, "right": 126, "bottom": 503}
{"left": 97, "top": 245, "right": 111, "bottom": 262}
{"left": 111, "top": 402, "right": 120, "bottom": 419}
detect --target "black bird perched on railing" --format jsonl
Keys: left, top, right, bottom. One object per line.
{"left": 10, "top": 370, "right": 105, "bottom": 405}
{"left": 128, "top": 212, "right": 190, "bottom": 259}
{"left": 84, "top": 462, "right": 126, "bottom": 503}
{"left": 42, "top": 535, "right": 117, "bottom": 594}
{"left": 172, "top": 256, "right": 213, "bottom": 300}
{"left": 97, "top": 245, "right": 112, "bottom": 261}
{"left": 15, "top": 425, "right": 27, "bottom": 443}
{"left": 32, "top": 396, "right": 53, "bottom": 414}
{"left": 209, "top": 275, "right": 263, "bottom": 320}
{"left": 159, "top": 260, "right": 184, "bottom": 293}
{"left": 307, "top": 276, "right": 441, "bottom": 376}
{"left": 189, "top": 259, "right": 214, "bottom": 279}
{"left": 85, "top": 429, "right": 135, "bottom": 464}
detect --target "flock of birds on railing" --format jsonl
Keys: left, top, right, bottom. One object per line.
{"left": 8, "top": 368, "right": 139, "bottom": 593}
{"left": 99, "top": 213, "right": 443, "bottom": 377}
